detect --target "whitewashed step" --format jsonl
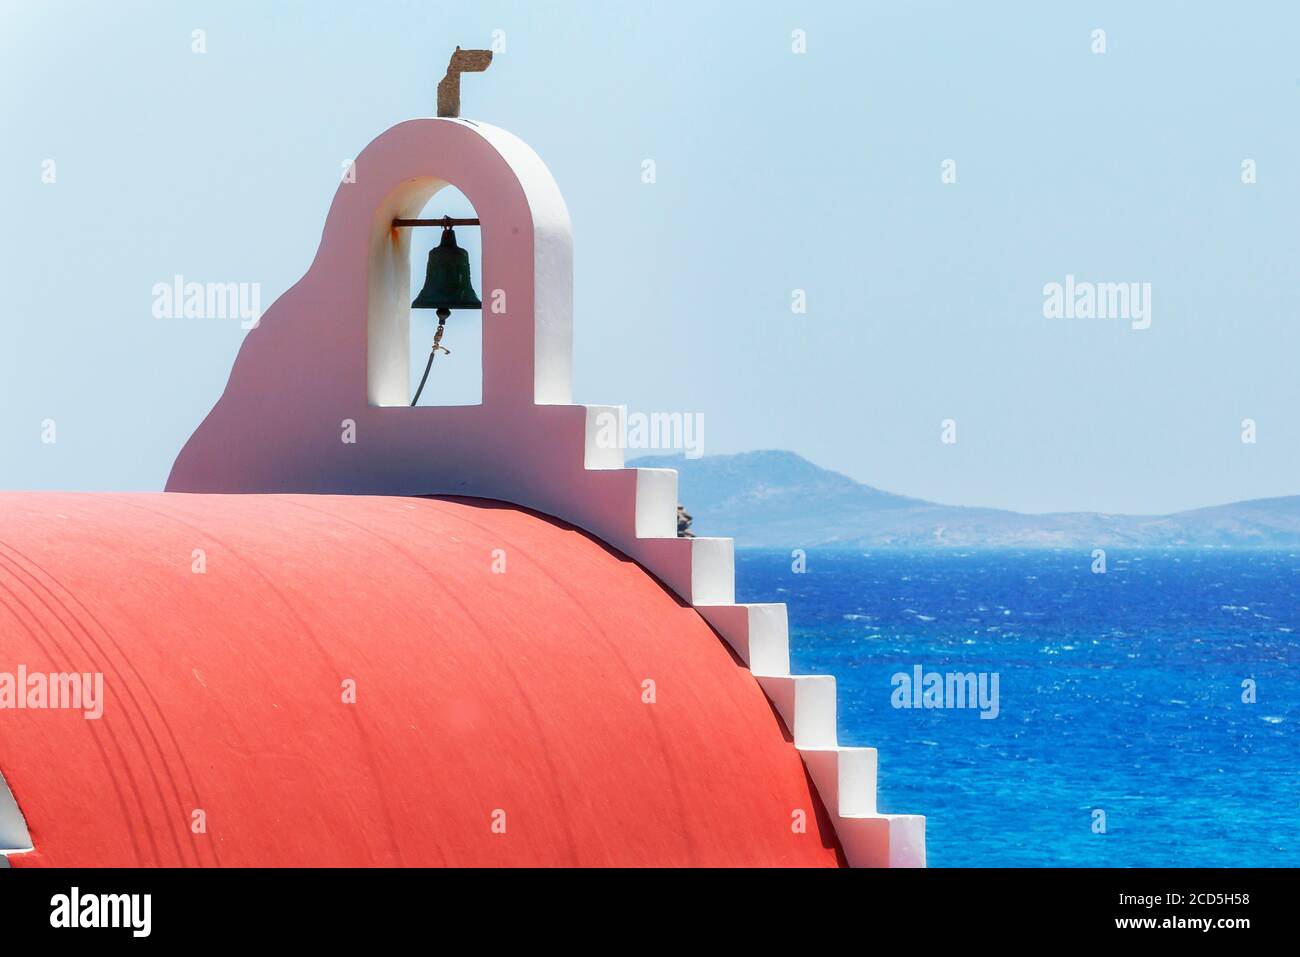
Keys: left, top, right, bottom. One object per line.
{"left": 696, "top": 603, "right": 791, "bottom": 676}
{"left": 799, "top": 745, "right": 877, "bottom": 817}
{"left": 835, "top": 813, "right": 927, "bottom": 868}
{"left": 756, "top": 674, "right": 837, "bottom": 749}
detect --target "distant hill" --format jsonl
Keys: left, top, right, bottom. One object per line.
{"left": 627, "top": 450, "right": 1300, "bottom": 548}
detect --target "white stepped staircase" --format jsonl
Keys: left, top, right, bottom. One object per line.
{"left": 580, "top": 405, "right": 926, "bottom": 868}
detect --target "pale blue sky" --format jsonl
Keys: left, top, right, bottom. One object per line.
{"left": 2, "top": 1, "right": 1298, "bottom": 514}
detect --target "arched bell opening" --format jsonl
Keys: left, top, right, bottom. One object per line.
{"left": 407, "top": 186, "right": 483, "bottom": 407}
{"left": 366, "top": 178, "right": 484, "bottom": 408}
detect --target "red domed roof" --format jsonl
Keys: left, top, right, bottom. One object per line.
{"left": 0, "top": 492, "right": 843, "bottom": 866}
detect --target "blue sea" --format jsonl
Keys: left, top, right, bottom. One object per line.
{"left": 734, "top": 549, "right": 1298, "bottom": 867}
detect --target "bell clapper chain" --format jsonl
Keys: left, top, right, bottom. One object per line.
{"left": 411, "top": 309, "right": 451, "bottom": 407}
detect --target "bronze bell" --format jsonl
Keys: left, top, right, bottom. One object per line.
{"left": 412, "top": 225, "right": 482, "bottom": 318}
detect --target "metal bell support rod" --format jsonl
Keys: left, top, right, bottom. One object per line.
{"left": 393, "top": 216, "right": 480, "bottom": 228}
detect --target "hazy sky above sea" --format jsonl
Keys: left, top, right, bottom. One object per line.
{"left": 2, "top": 1, "right": 1297, "bottom": 515}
